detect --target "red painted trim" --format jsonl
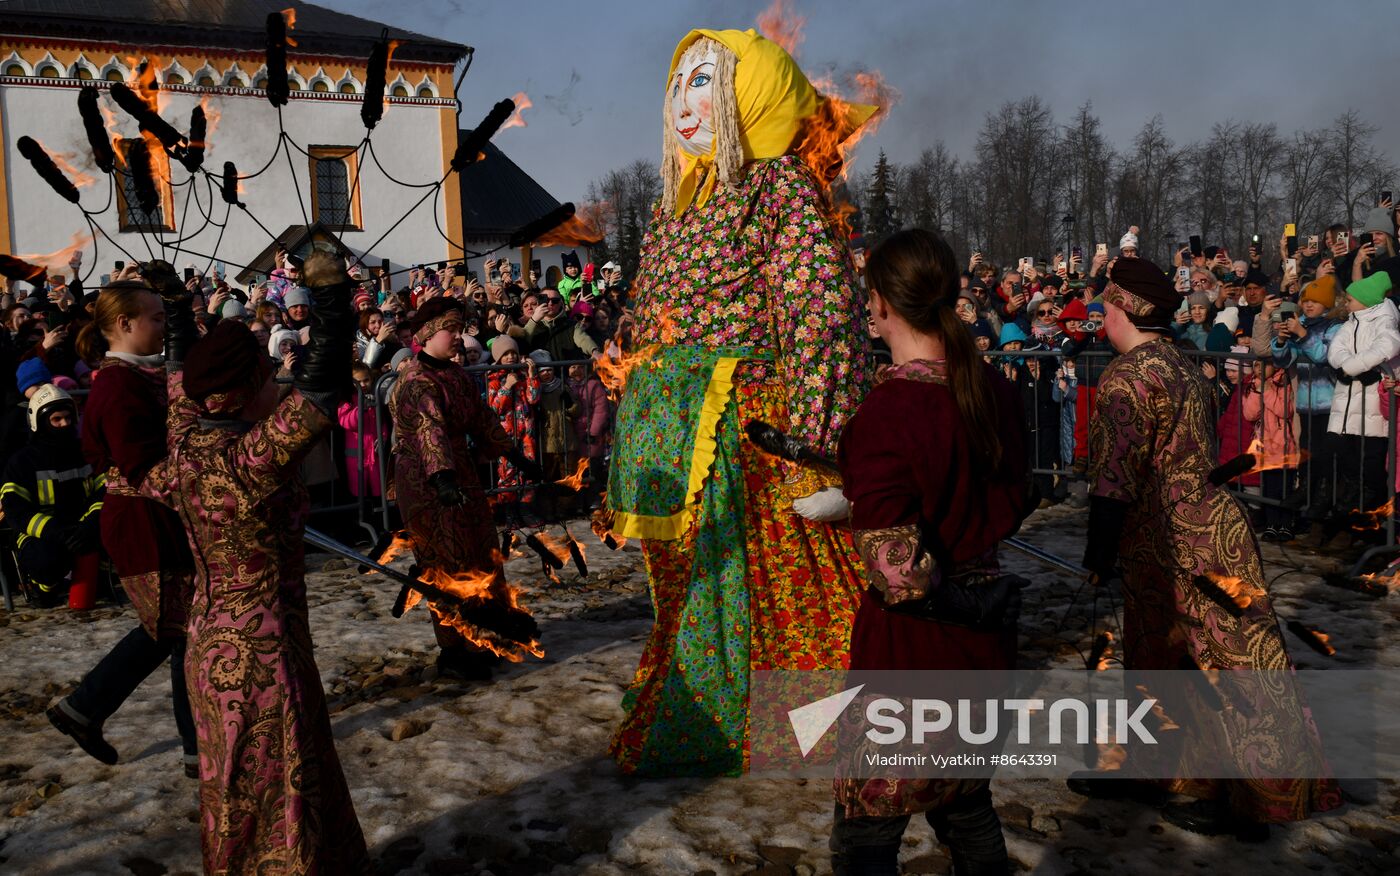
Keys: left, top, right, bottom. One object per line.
{"left": 0, "top": 76, "right": 452, "bottom": 106}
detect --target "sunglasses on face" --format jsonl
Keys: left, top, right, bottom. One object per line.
{"left": 1036, "top": 308, "right": 1054, "bottom": 316}
{"left": 543, "top": 296, "right": 562, "bottom": 303}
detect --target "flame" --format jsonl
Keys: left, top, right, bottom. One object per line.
{"left": 533, "top": 532, "right": 572, "bottom": 565}
{"left": 14, "top": 231, "right": 94, "bottom": 275}
{"left": 373, "top": 530, "right": 416, "bottom": 570}
{"left": 555, "top": 458, "right": 590, "bottom": 491}
{"left": 281, "top": 8, "right": 299, "bottom": 47}
{"left": 1243, "top": 437, "right": 1307, "bottom": 474}
{"left": 593, "top": 341, "right": 658, "bottom": 403}
{"left": 1352, "top": 498, "right": 1394, "bottom": 531}
{"left": 1202, "top": 572, "right": 1255, "bottom": 612}
{"left": 570, "top": 537, "right": 586, "bottom": 563}
{"left": 1090, "top": 630, "right": 1115, "bottom": 671}
{"left": 98, "top": 99, "right": 122, "bottom": 153}
{"left": 1286, "top": 620, "right": 1336, "bottom": 656}
{"left": 756, "top": 0, "right": 807, "bottom": 56}
{"left": 534, "top": 200, "right": 606, "bottom": 248}
{"left": 386, "top": 39, "right": 401, "bottom": 67}
{"left": 501, "top": 91, "right": 532, "bottom": 130}
{"left": 33, "top": 139, "right": 96, "bottom": 189}
{"left": 194, "top": 94, "right": 222, "bottom": 151}
{"left": 591, "top": 507, "right": 628, "bottom": 551}
{"left": 417, "top": 557, "right": 543, "bottom": 661}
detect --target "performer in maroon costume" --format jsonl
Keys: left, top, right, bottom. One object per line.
{"left": 47, "top": 275, "right": 197, "bottom": 774}
{"left": 831, "top": 229, "right": 1031, "bottom": 876}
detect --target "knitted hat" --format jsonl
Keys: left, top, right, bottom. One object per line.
{"left": 1186, "top": 292, "right": 1211, "bottom": 309}
{"left": 1243, "top": 269, "right": 1271, "bottom": 288}
{"left": 221, "top": 299, "right": 249, "bottom": 320}
{"left": 998, "top": 322, "right": 1028, "bottom": 348}
{"left": 1205, "top": 323, "right": 1234, "bottom": 353}
{"left": 969, "top": 319, "right": 996, "bottom": 342}
{"left": 389, "top": 347, "right": 414, "bottom": 369}
{"left": 1363, "top": 206, "right": 1395, "bottom": 237}
{"left": 1300, "top": 276, "right": 1337, "bottom": 309}
{"left": 267, "top": 327, "right": 299, "bottom": 359}
{"left": 1346, "top": 268, "right": 1391, "bottom": 308}
{"left": 15, "top": 357, "right": 52, "bottom": 393}
{"left": 353, "top": 289, "right": 374, "bottom": 310}
{"left": 1213, "top": 307, "right": 1240, "bottom": 334}
{"left": 561, "top": 251, "right": 581, "bottom": 271}
{"left": 283, "top": 286, "right": 312, "bottom": 308}
{"left": 461, "top": 334, "right": 485, "bottom": 361}
{"left": 1118, "top": 227, "right": 1139, "bottom": 252}
{"left": 488, "top": 334, "right": 519, "bottom": 358}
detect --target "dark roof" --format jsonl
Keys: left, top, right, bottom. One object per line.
{"left": 457, "top": 129, "right": 565, "bottom": 237}
{"left": 0, "top": 0, "right": 469, "bottom": 64}
{"left": 234, "top": 221, "right": 344, "bottom": 284}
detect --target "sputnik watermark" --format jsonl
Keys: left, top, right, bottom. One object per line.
{"left": 788, "top": 690, "right": 1157, "bottom": 758}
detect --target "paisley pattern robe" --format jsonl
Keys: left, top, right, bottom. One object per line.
{"left": 1089, "top": 338, "right": 1342, "bottom": 822}
{"left": 141, "top": 372, "right": 369, "bottom": 875}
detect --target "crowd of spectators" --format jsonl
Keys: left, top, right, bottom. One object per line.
{"left": 0, "top": 247, "right": 630, "bottom": 603}
{"left": 925, "top": 197, "right": 1400, "bottom": 548}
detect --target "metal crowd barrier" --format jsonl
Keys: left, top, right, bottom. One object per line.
{"left": 975, "top": 345, "right": 1399, "bottom": 556}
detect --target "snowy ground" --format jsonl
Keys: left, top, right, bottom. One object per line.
{"left": 1, "top": 504, "right": 1398, "bottom": 875}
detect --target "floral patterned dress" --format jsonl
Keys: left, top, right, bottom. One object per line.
{"left": 487, "top": 369, "right": 540, "bottom": 502}
{"left": 1089, "top": 338, "right": 1341, "bottom": 823}
{"left": 607, "top": 155, "right": 871, "bottom": 776}
{"left": 140, "top": 373, "right": 369, "bottom": 875}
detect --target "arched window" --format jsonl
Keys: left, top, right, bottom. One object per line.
{"left": 76, "top": 67, "right": 93, "bottom": 80}
{"left": 312, "top": 80, "right": 329, "bottom": 93}
{"left": 392, "top": 84, "right": 409, "bottom": 97}
{"left": 105, "top": 69, "right": 124, "bottom": 82}
{"left": 4, "top": 64, "right": 25, "bottom": 77}
{"left": 339, "top": 82, "right": 356, "bottom": 94}
{"left": 417, "top": 85, "right": 433, "bottom": 97}
{"left": 37, "top": 65, "right": 61, "bottom": 78}
{"left": 253, "top": 76, "right": 268, "bottom": 89}
{"left": 197, "top": 74, "right": 215, "bottom": 87}
{"left": 165, "top": 72, "right": 185, "bottom": 85}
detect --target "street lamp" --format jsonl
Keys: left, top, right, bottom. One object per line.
{"left": 1061, "top": 214, "right": 1074, "bottom": 266}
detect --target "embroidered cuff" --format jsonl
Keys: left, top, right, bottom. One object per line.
{"left": 854, "top": 524, "right": 939, "bottom": 605}
{"left": 782, "top": 463, "right": 842, "bottom": 501}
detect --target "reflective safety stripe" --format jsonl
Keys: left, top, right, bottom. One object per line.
{"left": 25, "top": 513, "right": 52, "bottom": 539}
{"left": 33, "top": 466, "right": 93, "bottom": 483}
{"left": 87, "top": 472, "right": 107, "bottom": 494}
{"left": 37, "top": 479, "right": 55, "bottom": 507}
{"left": 0, "top": 483, "right": 33, "bottom": 502}
{"left": 16, "top": 532, "right": 29, "bottom": 548}
{"left": 81, "top": 500, "right": 103, "bottom": 521}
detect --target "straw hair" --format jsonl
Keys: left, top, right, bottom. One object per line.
{"left": 662, "top": 38, "right": 742, "bottom": 215}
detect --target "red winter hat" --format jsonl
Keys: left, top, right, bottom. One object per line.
{"left": 1057, "top": 298, "right": 1087, "bottom": 330}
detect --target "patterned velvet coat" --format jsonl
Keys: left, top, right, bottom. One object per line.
{"left": 81, "top": 356, "right": 193, "bottom": 638}
{"left": 141, "top": 372, "right": 369, "bottom": 876}
{"left": 389, "top": 353, "right": 516, "bottom": 654}
{"left": 1089, "top": 338, "right": 1341, "bottom": 823}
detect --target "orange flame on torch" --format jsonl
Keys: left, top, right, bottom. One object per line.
{"left": 533, "top": 532, "right": 572, "bottom": 566}
{"left": 555, "top": 458, "right": 590, "bottom": 491}
{"left": 417, "top": 557, "right": 543, "bottom": 662}
{"left": 1352, "top": 498, "right": 1394, "bottom": 531}
{"left": 501, "top": 91, "right": 533, "bottom": 130}
{"left": 195, "top": 94, "right": 222, "bottom": 151}
{"left": 373, "top": 530, "right": 416, "bottom": 570}
{"left": 534, "top": 200, "right": 606, "bottom": 248}
{"left": 1243, "top": 437, "right": 1306, "bottom": 474}
{"left": 756, "top": 0, "right": 807, "bottom": 56}
{"left": 33, "top": 139, "right": 96, "bottom": 189}
{"left": 281, "top": 8, "right": 299, "bottom": 47}
{"left": 591, "top": 507, "right": 628, "bottom": 551}
{"left": 1202, "top": 572, "right": 1256, "bottom": 613}
{"left": 14, "top": 231, "right": 94, "bottom": 274}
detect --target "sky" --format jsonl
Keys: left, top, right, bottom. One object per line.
{"left": 332, "top": 0, "right": 1399, "bottom": 205}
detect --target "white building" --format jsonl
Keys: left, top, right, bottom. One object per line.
{"left": 0, "top": 0, "right": 471, "bottom": 285}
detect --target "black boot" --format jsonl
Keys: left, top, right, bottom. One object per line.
{"left": 47, "top": 700, "right": 118, "bottom": 764}
{"left": 1066, "top": 772, "right": 1168, "bottom": 806}
{"left": 927, "top": 789, "right": 1010, "bottom": 876}
{"left": 1161, "top": 799, "right": 1269, "bottom": 842}
{"left": 436, "top": 648, "right": 499, "bottom": 682}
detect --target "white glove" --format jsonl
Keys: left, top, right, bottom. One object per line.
{"left": 792, "top": 487, "right": 851, "bottom": 523}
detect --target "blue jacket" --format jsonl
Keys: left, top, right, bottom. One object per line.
{"left": 1271, "top": 315, "right": 1340, "bottom": 413}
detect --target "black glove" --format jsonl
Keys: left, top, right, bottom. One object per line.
{"left": 142, "top": 260, "right": 196, "bottom": 363}
{"left": 294, "top": 251, "right": 357, "bottom": 398}
{"left": 428, "top": 470, "right": 468, "bottom": 507}
{"left": 63, "top": 523, "right": 102, "bottom": 555}
{"left": 504, "top": 446, "right": 543, "bottom": 483}
{"left": 1083, "top": 495, "right": 1130, "bottom": 580}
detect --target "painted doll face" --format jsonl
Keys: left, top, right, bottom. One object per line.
{"left": 670, "top": 46, "right": 717, "bottom": 157}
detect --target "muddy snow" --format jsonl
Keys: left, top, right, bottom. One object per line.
{"left": 1, "top": 506, "right": 1397, "bottom": 875}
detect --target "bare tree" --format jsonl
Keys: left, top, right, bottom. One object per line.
{"left": 1326, "top": 110, "right": 1385, "bottom": 229}
{"left": 1280, "top": 128, "right": 1331, "bottom": 236}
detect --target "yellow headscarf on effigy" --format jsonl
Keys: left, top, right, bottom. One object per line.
{"left": 665, "top": 28, "right": 878, "bottom": 216}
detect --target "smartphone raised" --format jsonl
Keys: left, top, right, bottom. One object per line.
{"left": 1284, "top": 223, "right": 1297, "bottom": 238}
{"left": 1175, "top": 266, "right": 1191, "bottom": 285}
{"left": 1383, "top": 190, "right": 1392, "bottom": 204}
{"left": 1285, "top": 258, "right": 1297, "bottom": 274}
{"left": 114, "top": 259, "right": 125, "bottom": 271}
{"left": 1308, "top": 234, "right": 1319, "bottom": 249}
{"left": 1095, "top": 243, "right": 1107, "bottom": 257}
{"left": 1189, "top": 235, "right": 1203, "bottom": 257}
{"left": 183, "top": 267, "right": 194, "bottom": 281}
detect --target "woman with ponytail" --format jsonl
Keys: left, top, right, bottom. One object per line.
{"left": 48, "top": 277, "right": 199, "bottom": 777}
{"left": 830, "top": 229, "right": 1031, "bottom": 875}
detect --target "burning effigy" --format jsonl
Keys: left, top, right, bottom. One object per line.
{"left": 604, "top": 26, "right": 883, "bottom": 777}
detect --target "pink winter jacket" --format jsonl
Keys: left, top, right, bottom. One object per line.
{"left": 337, "top": 397, "right": 383, "bottom": 497}
{"left": 1241, "top": 370, "right": 1300, "bottom": 469}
